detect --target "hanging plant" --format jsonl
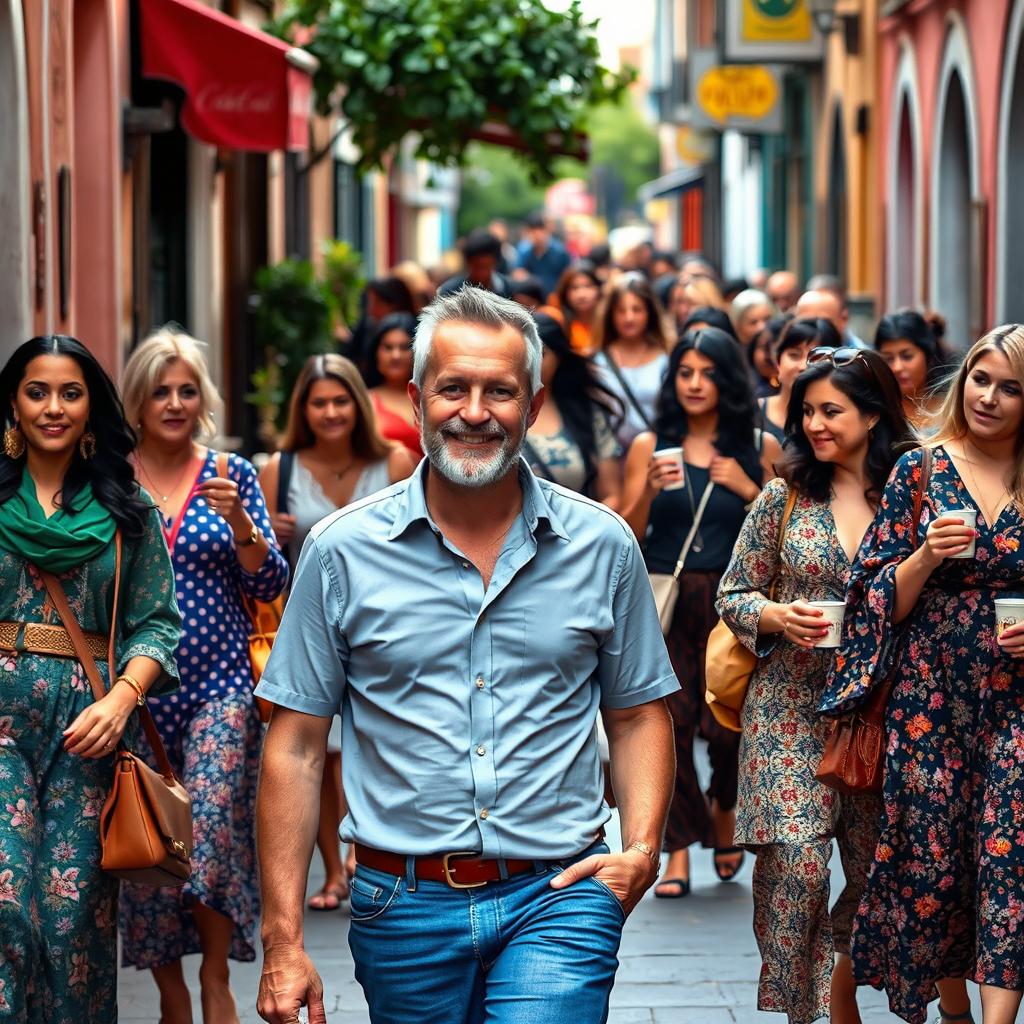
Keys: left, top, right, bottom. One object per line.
{"left": 269, "top": 0, "right": 634, "bottom": 181}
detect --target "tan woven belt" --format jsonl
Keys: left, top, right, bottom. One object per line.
{"left": 0, "top": 621, "right": 108, "bottom": 661}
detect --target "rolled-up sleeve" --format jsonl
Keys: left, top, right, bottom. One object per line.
{"left": 117, "top": 507, "right": 182, "bottom": 696}
{"left": 597, "top": 537, "right": 679, "bottom": 708}
{"left": 254, "top": 536, "right": 349, "bottom": 718}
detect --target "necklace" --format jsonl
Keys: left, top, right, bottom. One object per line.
{"left": 136, "top": 451, "right": 196, "bottom": 523}
{"left": 333, "top": 459, "right": 355, "bottom": 480}
{"left": 962, "top": 439, "right": 1010, "bottom": 526}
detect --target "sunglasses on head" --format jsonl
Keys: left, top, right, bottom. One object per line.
{"left": 806, "top": 346, "right": 882, "bottom": 387}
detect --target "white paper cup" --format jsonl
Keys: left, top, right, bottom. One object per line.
{"left": 995, "top": 598, "right": 1024, "bottom": 639}
{"left": 653, "top": 447, "right": 685, "bottom": 491}
{"left": 809, "top": 601, "right": 846, "bottom": 649}
{"left": 946, "top": 507, "right": 978, "bottom": 559}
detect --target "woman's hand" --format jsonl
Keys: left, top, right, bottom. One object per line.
{"left": 762, "top": 601, "right": 829, "bottom": 648}
{"left": 269, "top": 511, "right": 297, "bottom": 544}
{"left": 199, "top": 476, "right": 249, "bottom": 534}
{"left": 709, "top": 455, "right": 759, "bottom": 503}
{"left": 921, "top": 515, "right": 977, "bottom": 569}
{"left": 997, "top": 620, "right": 1024, "bottom": 659}
{"left": 63, "top": 684, "right": 136, "bottom": 758}
{"left": 646, "top": 455, "right": 683, "bottom": 494}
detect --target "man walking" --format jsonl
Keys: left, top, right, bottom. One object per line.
{"left": 254, "top": 287, "right": 677, "bottom": 1024}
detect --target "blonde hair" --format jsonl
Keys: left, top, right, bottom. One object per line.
{"left": 925, "top": 324, "right": 1024, "bottom": 508}
{"left": 122, "top": 326, "right": 223, "bottom": 441}
{"left": 280, "top": 353, "right": 390, "bottom": 460}
{"left": 681, "top": 275, "right": 726, "bottom": 310}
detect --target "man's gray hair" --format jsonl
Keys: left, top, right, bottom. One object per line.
{"left": 413, "top": 287, "right": 543, "bottom": 395}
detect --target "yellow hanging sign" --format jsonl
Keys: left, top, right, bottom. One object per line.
{"left": 696, "top": 65, "right": 780, "bottom": 124}
{"left": 741, "top": 0, "right": 813, "bottom": 44}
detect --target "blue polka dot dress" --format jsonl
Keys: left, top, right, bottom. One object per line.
{"left": 120, "top": 449, "right": 289, "bottom": 969}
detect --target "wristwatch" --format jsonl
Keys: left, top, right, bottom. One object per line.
{"left": 236, "top": 522, "right": 260, "bottom": 547}
{"left": 625, "top": 840, "right": 659, "bottom": 865}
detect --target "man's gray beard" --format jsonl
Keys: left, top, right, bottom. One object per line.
{"left": 421, "top": 415, "right": 525, "bottom": 489}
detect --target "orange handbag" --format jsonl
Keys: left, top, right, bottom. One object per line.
{"left": 814, "top": 447, "right": 932, "bottom": 794}
{"left": 39, "top": 534, "right": 193, "bottom": 886}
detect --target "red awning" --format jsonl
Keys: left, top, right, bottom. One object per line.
{"left": 139, "top": 0, "right": 316, "bottom": 153}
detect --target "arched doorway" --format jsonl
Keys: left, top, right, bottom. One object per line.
{"left": 0, "top": 0, "right": 31, "bottom": 361}
{"left": 997, "top": 0, "right": 1024, "bottom": 323}
{"left": 892, "top": 95, "right": 917, "bottom": 307}
{"left": 934, "top": 72, "right": 972, "bottom": 349}
{"left": 825, "top": 104, "right": 847, "bottom": 280}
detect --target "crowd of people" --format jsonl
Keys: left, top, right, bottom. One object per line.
{"left": 0, "top": 213, "right": 1021, "bottom": 1024}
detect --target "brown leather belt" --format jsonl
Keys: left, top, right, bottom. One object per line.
{"left": 0, "top": 621, "right": 108, "bottom": 661}
{"left": 354, "top": 844, "right": 542, "bottom": 889}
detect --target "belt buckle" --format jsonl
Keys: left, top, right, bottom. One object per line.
{"left": 441, "top": 851, "right": 487, "bottom": 889}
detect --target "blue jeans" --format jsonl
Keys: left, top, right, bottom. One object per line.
{"left": 347, "top": 842, "right": 625, "bottom": 1024}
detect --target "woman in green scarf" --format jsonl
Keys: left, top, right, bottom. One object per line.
{"left": 0, "top": 335, "right": 181, "bottom": 1024}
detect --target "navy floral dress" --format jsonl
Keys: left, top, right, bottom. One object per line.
{"left": 820, "top": 446, "right": 1024, "bottom": 1023}
{"left": 120, "top": 450, "right": 289, "bottom": 970}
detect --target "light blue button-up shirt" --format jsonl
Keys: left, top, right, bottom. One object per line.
{"left": 256, "top": 458, "right": 678, "bottom": 859}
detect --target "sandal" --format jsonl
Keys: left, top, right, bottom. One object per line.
{"left": 713, "top": 846, "right": 745, "bottom": 882}
{"left": 307, "top": 880, "right": 349, "bottom": 912}
{"left": 654, "top": 878, "right": 691, "bottom": 899}
{"left": 935, "top": 1006, "right": 974, "bottom": 1024}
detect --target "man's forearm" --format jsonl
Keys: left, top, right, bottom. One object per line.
{"left": 604, "top": 700, "right": 675, "bottom": 849}
{"left": 257, "top": 716, "right": 328, "bottom": 947}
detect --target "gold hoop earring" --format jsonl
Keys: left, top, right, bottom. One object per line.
{"left": 79, "top": 431, "right": 97, "bottom": 460}
{"left": 769, "top": 376, "right": 780, "bottom": 389}
{"left": 3, "top": 424, "right": 25, "bottom": 459}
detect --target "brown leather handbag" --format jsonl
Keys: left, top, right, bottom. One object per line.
{"left": 814, "top": 447, "right": 932, "bottom": 794}
{"left": 38, "top": 533, "right": 193, "bottom": 886}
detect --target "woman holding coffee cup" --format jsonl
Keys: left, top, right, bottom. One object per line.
{"left": 716, "top": 347, "right": 913, "bottom": 1024}
{"left": 821, "top": 325, "right": 1024, "bottom": 1024}
{"left": 621, "top": 327, "right": 781, "bottom": 898}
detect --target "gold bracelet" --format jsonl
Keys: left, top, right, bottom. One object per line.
{"left": 117, "top": 673, "right": 146, "bottom": 707}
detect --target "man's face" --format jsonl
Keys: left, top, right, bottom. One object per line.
{"left": 527, "top": 226, "right": 548, "bottom": 250}
{"left": 767, "top": 272, "right": 800, "bottom": 312}
{"left": 795, "top": 289, "right": 846, "bottom": 331}
{"left": 410, "top": 321, "right": 544, "bottom": 489}
{"left": 466, "top": 254, "right": 498, "bottom": 285}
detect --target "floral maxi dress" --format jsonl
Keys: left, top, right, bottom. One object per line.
{"left": 0, "top": 514, "right": 180, "bottom": 1024}
{"left": 820, "top": 447, "right": 1024, "bottom": 1024}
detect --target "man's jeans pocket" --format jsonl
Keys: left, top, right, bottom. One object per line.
{"left": 349, "top": 869, "right": 403, "bottom": 922}
{"left": 580, "top": 875, "right": 627, "bottom": 922}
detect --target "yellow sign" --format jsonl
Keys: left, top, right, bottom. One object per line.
{"left": 675, "top": 126, "right": 717, "bottom": 166}
{"left": 696, "top": 65, "right": 779, "bottom": 124}
{"left": 742, "top": 0, "right": 813, "bottom": 44}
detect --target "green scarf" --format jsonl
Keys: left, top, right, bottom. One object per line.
{"left": 0, "top": 468, "right": 117, "bottom": 573}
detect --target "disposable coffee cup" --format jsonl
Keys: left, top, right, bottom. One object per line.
{"left": 947, "top": 507, "right": 978, "bottom": 559}
{"left": 653, "top": 447, "right": 685, "bottom": 491}
{"left": 809, "top": 601, "right": 846, "bottom": 649}
{"left": 995, "top": 598, "right": 1024, "bottom": 639}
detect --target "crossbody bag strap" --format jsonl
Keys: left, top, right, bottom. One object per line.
{"left": 601, "top": 354, "right": 654, "bottom": 431}
{"left": 38, "top": 551, "right": 177, "bottom": 782}
{"left": 670, "top": 481, "right": 715, "bottom": 580}
{"left": 767, "top": 486, "right": 799, "bottom": 602}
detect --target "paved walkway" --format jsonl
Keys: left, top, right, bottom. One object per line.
{"left": 118, "top": 816, "right": 983, "bottom": 1022}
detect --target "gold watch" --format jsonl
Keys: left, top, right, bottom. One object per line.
{"left": 625, "top": 840, "right": 659, "bottom": 865}
{"left": 237, "top": 522, "right": 259, "bottom": 547}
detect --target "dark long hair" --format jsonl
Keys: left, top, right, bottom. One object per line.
{"left": 680, "top": 306, "right": 738, "bottom": 342}
{"left": 782, "top": 350, "right": 913, "bottom": 506}
{"left": 362, "top": 312, "right": 417, "bottom": 388}
{"left": 874, "top": 309, "right": 951, "bottom": 386}
{"left": 654, "top": 327, "right": 761, "bottom": 470}
{"left": 0, "top": 335, "right": 151, "bottom": 539}
{"left": 533, "top": 313, "right": 622, "bottom": 496}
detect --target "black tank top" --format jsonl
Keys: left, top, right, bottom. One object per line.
{"left": 643, "top": 435, "right": 761, "bottom": 574}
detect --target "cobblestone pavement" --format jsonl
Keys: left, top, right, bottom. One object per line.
{"left": 118, "top": 812, "right": 983, "bottom": 1023}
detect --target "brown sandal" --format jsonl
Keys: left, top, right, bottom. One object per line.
{"left": 307, "top": 880, "right": 349, "bottom": 912}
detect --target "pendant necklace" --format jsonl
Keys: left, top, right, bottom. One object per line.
{"left": 136, "top": 452, "right": 195, "bottom": 528}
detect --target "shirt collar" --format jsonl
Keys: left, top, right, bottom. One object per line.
{"left": 388, "top": 457, "right": 570, "bottom": 542}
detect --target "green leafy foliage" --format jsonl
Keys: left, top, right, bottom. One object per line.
{"left": 269, "top": 0, "right": 633, "bottom": 180}
{"left": 320, "top": 239, "right": 365, "bottom": 329}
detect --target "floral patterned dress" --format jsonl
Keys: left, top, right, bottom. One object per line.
{"left": 119, "top": 451, "right": 288, "bottom": 971}
{"left": 0, "top": 511, "right": 180, "bottom": 1024}
{"left": 820, "top": 447, "right": 1024, "bottom": 1024}
{"left": 717, "top": 479, "right": 881, "bottom": 1024}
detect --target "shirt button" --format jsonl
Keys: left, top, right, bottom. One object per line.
{"left": 480, "top": 809, "right": 489, "bottom": 820}
{"left": 461, "top": 561, "right": 470, "bottom": 569}
{"left": 476, "top": 745, "right": 486, "bottom": 756}
{"left": 475, "top": 676, "right": 485, "bottom": 689}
